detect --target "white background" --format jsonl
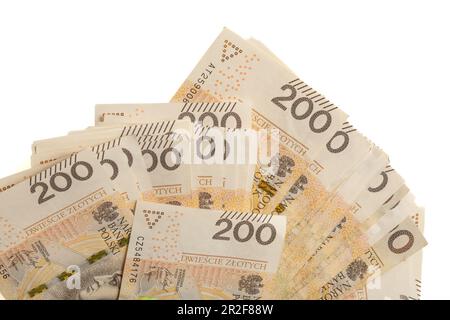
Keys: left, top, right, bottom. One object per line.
{"left": 0, "top": 0, "right": 448, "bottom": 300}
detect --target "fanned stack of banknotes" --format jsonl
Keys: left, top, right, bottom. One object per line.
{"left": 0, "top": 28, "right": 426, "bottom": 300}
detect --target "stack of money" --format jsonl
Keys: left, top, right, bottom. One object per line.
{"left": 0, "top": 28, "right": 426, "bottom": 300}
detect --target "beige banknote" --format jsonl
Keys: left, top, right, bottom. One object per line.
{"left": 348, "top": 209, "right": 425, "bottom": 300}
{"left": 289, "top": 195, "right": 426, "bottom": 299}
{"left": 0, "top": 150, "right": 134, "bottom": 300}
{"left": 305, "top": 164, "right": 407, "bottom": 260}
{"left": 27, "top": 137, "right": 150, "bottom": 205}
{"left": 280, "top": 163, "right": 407, "bottom": 283}
{"left": 119, "top": 202, "right": 286, "bottom": 300}
{"left": 282, "top": 191, "right": 417, "bottom": 292}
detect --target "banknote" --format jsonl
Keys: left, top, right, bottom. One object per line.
{"left": 287, "top": 194, "right": 426, "bottom": 299}
{"left": 119, "top": 202, "right": 286, "bottom": 300}
{"left": 279, "top": 163, "right": 407, "bottom": 284}
{"left": 281, "top": 191, "right": 417, "bottom": 292}
{"left": 314, "top": 215, "right": 425, "bottom": 300}
{"left": 0, "top": 150, "right": 134, "bottom": 300}
{"left": 26, "top": 137, "right": 151, "bottom": 205}
{"left": 348, "top": 210, "right": 424, "bottom": 300}
{"left": 309, "top": 164, "right": 407, "bottom": 257}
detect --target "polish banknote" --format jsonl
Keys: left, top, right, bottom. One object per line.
{"left": 119, "top": 201, "right": 286, "bottom": 300}
{"left": 349, "top": 210, "right": 425, "bottom": 300}
{"left": 0, "top": 150, "right": 134, "bottom": 300}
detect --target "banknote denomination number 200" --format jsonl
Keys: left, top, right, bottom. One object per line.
{"left": 30, "top": 161, "right": 94, "bottom": 205}
{"left": 271, "top": 84, "right": 349, "bottom": 154}
{"left": 212, "top": 218, "right": 276, "bottom": 245}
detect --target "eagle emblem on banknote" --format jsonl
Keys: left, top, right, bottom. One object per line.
{"left": 274, "top": 155, "right": 295, "bottom": 178}
{"left": 346, "top": 259, "right": 369, "bottom": 281}
{"left": 92, "top": 202, "right": 119, "bottom": 224}
{"left": 238, "top": 275, "right": 264, "bottom": 295}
